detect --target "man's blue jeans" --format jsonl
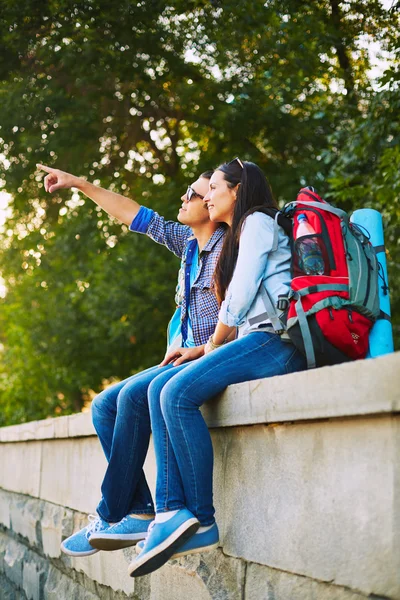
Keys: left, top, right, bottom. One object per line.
{"left": 91, "top": 363, "right": 188, "bottom": 522}
{"left": 148, "top": 332, "right": 306, "bottom": 526}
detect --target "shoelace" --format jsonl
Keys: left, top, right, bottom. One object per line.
{"left": 85, "top": 514, "right": 104, "bottom": 540}
{"left": 142, "top": 520, "right": 156, "bottom": 545}
{"left": 107, "top": 515, "right": 128, "bottom": 531}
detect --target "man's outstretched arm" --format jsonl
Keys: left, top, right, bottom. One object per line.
{"left": 37, "top": 164, "right": 140, "bottom": 226}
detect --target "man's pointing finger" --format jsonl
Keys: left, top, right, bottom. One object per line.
{"left": 36, "top": 163, "right": 54, "bottom": 174}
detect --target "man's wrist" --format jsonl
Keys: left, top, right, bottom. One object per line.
{"left": 74, "top": 177, "right": 89, "bottom": 192}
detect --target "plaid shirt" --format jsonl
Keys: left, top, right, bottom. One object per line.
{"left": 130, "top": 206, "right": 225, "bottom": 345}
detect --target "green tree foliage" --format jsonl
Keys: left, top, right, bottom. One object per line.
{"left": 0, "top": 0, "right": 398, "bottom": 424}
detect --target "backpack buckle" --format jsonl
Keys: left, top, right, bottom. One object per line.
{"left": 277, "top": 295, "right": 290, "bottom": 311}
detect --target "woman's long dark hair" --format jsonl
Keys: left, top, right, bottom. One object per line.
{"left": 213, "top": 160, "right": 280, "bottom": 304}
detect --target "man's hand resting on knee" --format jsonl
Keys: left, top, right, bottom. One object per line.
{"left": 160, "top": 346, "right": 205, "bottom": 367}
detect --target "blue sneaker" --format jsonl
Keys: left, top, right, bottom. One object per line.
{"left": 135, "top": 522, "right": 219, "bottom": 559}
{"left": 60, "top": 514, "right": 109, "bottom": 557}
{"left": 127, "top": 509, "right": 200, "bottom": 577}
{"left": 89, "top": 514, "right": 154, "bottom": 551}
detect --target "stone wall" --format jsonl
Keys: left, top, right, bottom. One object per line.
{"left": 0, "top": 352, "right": 399, "bottom": 600}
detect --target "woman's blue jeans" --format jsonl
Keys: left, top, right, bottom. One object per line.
{"left": 91, "top": 363, "right": 188, "bottom": 522}
{"left": 148, "top": 332, "right": 306, "bottom": 526}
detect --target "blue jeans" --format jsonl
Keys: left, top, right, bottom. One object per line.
{"left": 91, "top": 363, "right": 187, "bottom": 522}
{"left": 148, "top": 332, "right": 306, "bottom": 525}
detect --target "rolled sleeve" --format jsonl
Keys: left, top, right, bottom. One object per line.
{"left": 129, "top": 206, "right": 154, "bottom": 233}
{"left": 219, "top": 297, "right": 244, "bottom": 327}
{"left": 129, "top": 206, "right": 192, "bottom": 258}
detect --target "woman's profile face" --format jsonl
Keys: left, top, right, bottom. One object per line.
{"left": 204, "top": 170, "right": 238, "bottom": 226}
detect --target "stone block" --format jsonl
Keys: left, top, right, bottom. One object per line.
{"left": 2, "top": 535, "right": 26, "bottom": 588}
{"left": 53, "top": 416, "right": 69, "bottom": 439}
{"left": 0, "top": 421, "right": 38, "bottom": 442}
{"left": 39, "top": 438, "right": 106, "bottom": 513}
{"left": 43, "top": 565, "right": 99, "bottom": 600}
{"left": 68, "top": 412, "right": 96, "bottom": 438}
{"left": 0, "top": 487, "right": 11, "bottom": 529}
{"left": 35, "top": 419, "right": 55, "bottom": 440}
{"left": 221, "top": 416, "right": 399, "bottom": 599}
{"left": 245, "top": 562, "right": 368, "bottom": 600}
{"left": 41, "top": 502, "right": 71, "bottom": 558}
{"left": 10, "top": 495, "right": 42, "bottom": 547}
{"left": 69, "top": 544, "right": 137, "bottom": 596}
{"left": 0, "top": 441, "right": 42, "bottom": 497}
{"left": 0, "top": 573, "right": 18, "bottom": 600}
{"left": 149, "top": 549, "right": 245, "bottom": 600}
{"left": 23, "top": 560, "right": 46, "bottom": 600}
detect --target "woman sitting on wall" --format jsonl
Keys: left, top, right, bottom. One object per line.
{"left": 128, "top": 158, "right": 307, "bottom": 577}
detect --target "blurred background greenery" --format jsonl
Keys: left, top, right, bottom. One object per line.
{"left": 0, "top": 0, "right": 398, "bottom": 425}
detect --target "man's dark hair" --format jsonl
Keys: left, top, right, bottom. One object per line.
{"left": 200, "top": 170, "right": 214, "bottom": 180}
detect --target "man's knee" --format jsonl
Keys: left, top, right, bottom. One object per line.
{"left": 91, "top": 388, "right": 114, "bottom": 426}
{"left": 116, "top": 378, "right": 150, "bottom": 414}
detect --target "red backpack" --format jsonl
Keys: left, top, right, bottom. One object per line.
{"left": 266, "top": 188, "right": 381, "bottom": 368}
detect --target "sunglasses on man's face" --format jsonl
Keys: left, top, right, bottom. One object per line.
{"left": 186, "top": 186, "right": 205, "bottom": 201}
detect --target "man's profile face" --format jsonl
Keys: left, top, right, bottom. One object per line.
{"left": 177, "top": 176, "right": 211, "bottom": 227}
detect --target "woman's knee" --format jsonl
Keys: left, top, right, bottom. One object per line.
{"left": 158, "top": 376, "right": 190, "bottom": 423}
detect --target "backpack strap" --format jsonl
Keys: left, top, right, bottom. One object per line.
{"left": 180, "top": 238, "right": 198, "bottom": 344}
{"left": 247, "top": 285, "right": 285, "bottom": 334}
{"left": 286, "top": 201, "right": 348, "bottom": 220}
{"left": 292, "top": 283, "right": 349, "bottom": 368}
{"left": 270, "top": 212, "right": 280, "bottom": 252}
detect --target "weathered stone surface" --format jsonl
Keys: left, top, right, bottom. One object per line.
{"left": 52, "top": 415, "right": 70, "bottom": 438}
{"left": 0, "top": 487, "right": 11, "bottom": 529}
{"left": 150, "top": 549, "right": 245, "bottom": 600}
{"left": 69, "top": 548, "right": 137, "bottom": 596}
{"left": 22, "top": 559, "right": 45, "bottom": 600}
{"left": 39, "top": 438, "right": 106, "bottom": 513}
{"left": 41, "top": 502, "right": 71, "bottom": 558}
{"left": 0, "top": 421, "right": 38, "bottom": 443}
{"left": 245, "top": 563, "right": 368, "bottom": 600}
{"left": 2, "top": 534, "right": 26, "bottom": 588}
{"left": 10, "top": 495, "right": 42, "bottom": 547}
{"left": 68, "top": 411, "right": 96, "bottom": 438}
{"left": 221, "top": 416, "right": 400, "bottom": 599}
{"left": 43, "top": 565, "right": 99, "bottom": 600}
{"left": 0, "top": 441, "right": 42, "bottom": 497}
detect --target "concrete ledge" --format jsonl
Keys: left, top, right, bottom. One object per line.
{"left": 0, "top": 353, "right": 399, "bottom": 599}
{"left": 1, "top": 353, "right": 399, "bottom": 443}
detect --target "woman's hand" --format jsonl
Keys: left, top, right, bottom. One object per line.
{"left": 160, "top": 345, "right": 205, "bottom": 367}
{"left": 37, "top": 164, "right": 81, "bottom": 193}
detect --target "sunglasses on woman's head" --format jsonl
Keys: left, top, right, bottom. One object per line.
{"left": 186, "top": 186, "right": 205, "bottom": 201}
{"left": 227, "top": 157, "right": 244, "bottom": 169}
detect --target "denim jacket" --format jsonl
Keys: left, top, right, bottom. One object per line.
{"left": 219, "top": 211, "right": 291, "bottom": 337}
{"left": 130, "top": 206, "right": 225, "bottom": 345}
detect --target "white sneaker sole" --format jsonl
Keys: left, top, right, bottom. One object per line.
{"left": 89, "top": 532, "right": 148, "bottom": 551}
{"left": 136, "top": 539, "right": 220, "bottom": 559}
{"left": 60, "top": 541, "right": 99, "bottom": 557}
{"left": 128, "top": 518, "right": 199, "bottom": 577}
